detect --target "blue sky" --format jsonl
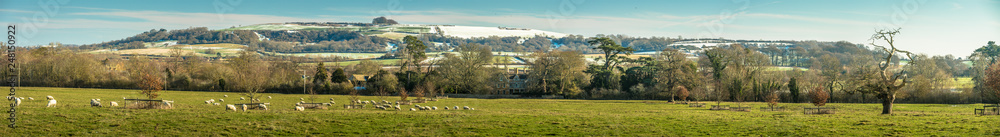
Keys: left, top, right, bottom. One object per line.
{"left": 1, "top": 0, "right": 997, "bottom": 56}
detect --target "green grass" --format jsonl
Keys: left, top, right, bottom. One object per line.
{"left": 3, "top": 87, "right": 1000, "bottom": 136}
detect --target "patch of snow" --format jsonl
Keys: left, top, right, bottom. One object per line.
{"left": 438, "top": 26, "right": 568, "bottom": 39}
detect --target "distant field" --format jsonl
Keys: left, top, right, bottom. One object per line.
{"left": 275, "top": 52, "right": 386, "bottom": 59}
{"left": 87, "top": 43, "right": 245, "bottom": 57}
{"left": 2, "top": 87, "right": 999, "bottom": 136}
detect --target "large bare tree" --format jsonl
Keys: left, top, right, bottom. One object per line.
{"left": 854, "top": 28, "right": 914, "bottom": 114}
{"left": 229, "top": 50, "right": 271, "bottom": 104}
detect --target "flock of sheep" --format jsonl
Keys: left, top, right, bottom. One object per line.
{"left": 8, "top": 94, "right": 476, "bottom": 112}
{"left": 8, "top": 95, "right": 58, "bottom": 107}
{"left": 353, "top": 99, "right": 476, "bottom": 111}
{"left": 208, "top": 95, "right": 476, "bottom": 112}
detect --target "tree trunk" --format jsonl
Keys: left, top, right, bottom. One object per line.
{"left": 881, "top": 94, "right": 895, "bottom": 114}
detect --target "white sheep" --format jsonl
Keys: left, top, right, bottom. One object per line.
{"left": 90, "top": 99, "right": 101, "bottom": 107}
{"left": 444, "top": 106, "right": 449, "bottom": 110}
{"left": 295, "top": 102, "right": 302, "bottom": 106}
{"left": 415, "top": 105, "right": 421, "bottom": 108}
{"left": 214, "top": 103, "right": 221, "bottom": 106}
{"left": 329, "top": 98, "right": 334, "bottom": 101}
{"left": 454, "top": 106, "right": 459, "bottom": 110}
{"left": 324, "top": 103, "right": 332, "bottom": 106}
{"left": 410, "top": 108, "right": 416, "bottom": 111}
{"left": 464, "top": 106, "right": 470, "bottom": 110}
{"left": 470, "top": 108, "right": 475, "bottom": 110}
{"left": 163, "top": 100, "right": 174, "bottom": 108}
{"left": 330, "top": 101, "right": 335, "bottom": 104}
{"left": 294, "top": 106, "right": 305, "bottom": 111}
{"left": 12, "top": 97, "right": 20, "bottom": 107}
{"left": 240, "top": 97, "right": 245, "bottom": 100}
{"left": 432, "top": 106, "right": 438, "bottom": 110}
{"left": 300, "top": 101, "right": 305, "bottom": 104}
{"left": 224, "top": 95, "right": 228, "bottom": 97}
{"left": 46, "top": 99, "right": 57, "bottom": 107}
{"left": 259, "top": 104, "right": 269, "bottom": 110}
{"left": 110, "top": 101, "right": 118, "bottom": 107}
{"left": 394, "top": 105, "right": 401, "bottom": 110}
{"left": 300, "top": 98, "right": 304, "bottom": 100}
{"left": 46, "top": 95, "right": 54, "bottom": 100}
{"left": 219, "top": 99, "right": 224, "bottom": 102}
{"left": 27, "top": 97, "right": 33, "bottom": 100}
{"left": 226, "top": 104, "right": 237, "bottom": 111}
{"left": 267, "top": 96, "right": 272, "bottom": 99}
{"left": 241, "top": 104, "right": 248, "bottom": 111}
{"left": 205, "top": 101, "right": 212, "bottom": 104}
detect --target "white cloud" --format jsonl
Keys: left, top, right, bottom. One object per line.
{"left": 951, "top": 3, "right": 964, "bottom": 9}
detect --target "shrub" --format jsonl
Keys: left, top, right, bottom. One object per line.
{"left": 808, "top": 87, "right": 828, "bottom": 107}
{"left": 676, "top": 86, "right": 690, "bottom": 101}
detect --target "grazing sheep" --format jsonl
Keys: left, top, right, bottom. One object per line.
{"left": 205, "top": 101, "right": 212, "bottom": 104}
{"left": 226, "top": 104, "right": 237, "bottom": 111}
{"left": 444, "top": 106, "right": 449, "bottom": 110}
{"left": 300, "top": 98, "right": 304, "bottom": 100}
{"left": 240, "top": 97, "right": 245, "bottom": 100}
{"left": 46, "top": 95, "right": 54, "bottom": 100}
{"left": 267, "top": 96, "right": 272, "bottom": 99}
{"left": 259, "top": 104, "right": 269, "bottom": 110}
{"left": 12, "top": 97, "right": 20, "bottom": 107}
{"left": 27, "top": 97, "right": 34, "bottom": 100}
{"left": 324, "top": 103, "right": 332, "bottom": 106}
{"left": 224, "top": 95, "right": 228, "bottom": 97}
{"left": 46, "top": 99, "right": 57, "bottom": 107}
{"left": 410, "top": 108, "right": 417, "bottom": 111}
{"left": 454, "top": 106, "right": 459, "bottom": 110}
{"left": 329, "top": 98, "right": 334, "bottom": 101}
{"left": 214, "top": 103, "right": 221, "bottom": 106}
{"left": 241, "top": 104, "right": 248, "bottom": 111}
{"left": 294, "top": 106, "right": 305, "bottom": 111}
{"left": 432, "top": 106, "right": 438, "bottom": 110}
{"left": 219, "top": 99, "right": 224, "bottom": 102}
{"left": 295, "top": 102, "right": 301, "bottom": 106}
{"left": 90, "top": 99, "right": 102, "bottom": 107}
{"left": 330, "top": 101, "right": 336, "bottom": 104}
{"left": 470, "top": 108, "right": 475, "bottom": 110}
{"left": 464, "top": 106, "right": 470, "bottom": 110}
{"left": 110, "top": 101, "right": 119, "bottom": 107}
{"left": 415, "top": 105, "right": 421, "bottom": 108}
{"left": 163, "top": 100, "right": 174, "bottom": 108}
{"left": 394, "top": 105, "right": 401, "bottom": 110}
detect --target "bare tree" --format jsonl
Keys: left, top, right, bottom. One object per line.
{"left": 984, "top": 62, "right": 1000, "bottom": 103}
{"left": 138, "top": 73, "right": 164, "bottom": 99}
{"left": 229, "top": 51, "right": 271, "bottom": 104}
{"left": 854, "top": 28, "right": 915, "bottom": 114}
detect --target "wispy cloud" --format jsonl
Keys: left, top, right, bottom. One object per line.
{"left": 743, "top": 13, "right": 874, "bottom": 26}
{"left": 43, "top": 9, "right": 329, "bottom": 30}
{"left": 0, "top": 9, "right": 34, "bottom": 13}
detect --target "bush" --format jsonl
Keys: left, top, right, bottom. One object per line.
{"left": 808, "top": 87, "right": 829, "bottom": 107}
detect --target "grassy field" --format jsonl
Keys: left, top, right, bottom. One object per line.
{"left": 2, "top": 87, "right": 999, "bottom": 136}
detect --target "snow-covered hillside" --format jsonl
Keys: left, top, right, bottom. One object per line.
{"left": 438, "top": 26, "right": 568, "bottom": 38}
